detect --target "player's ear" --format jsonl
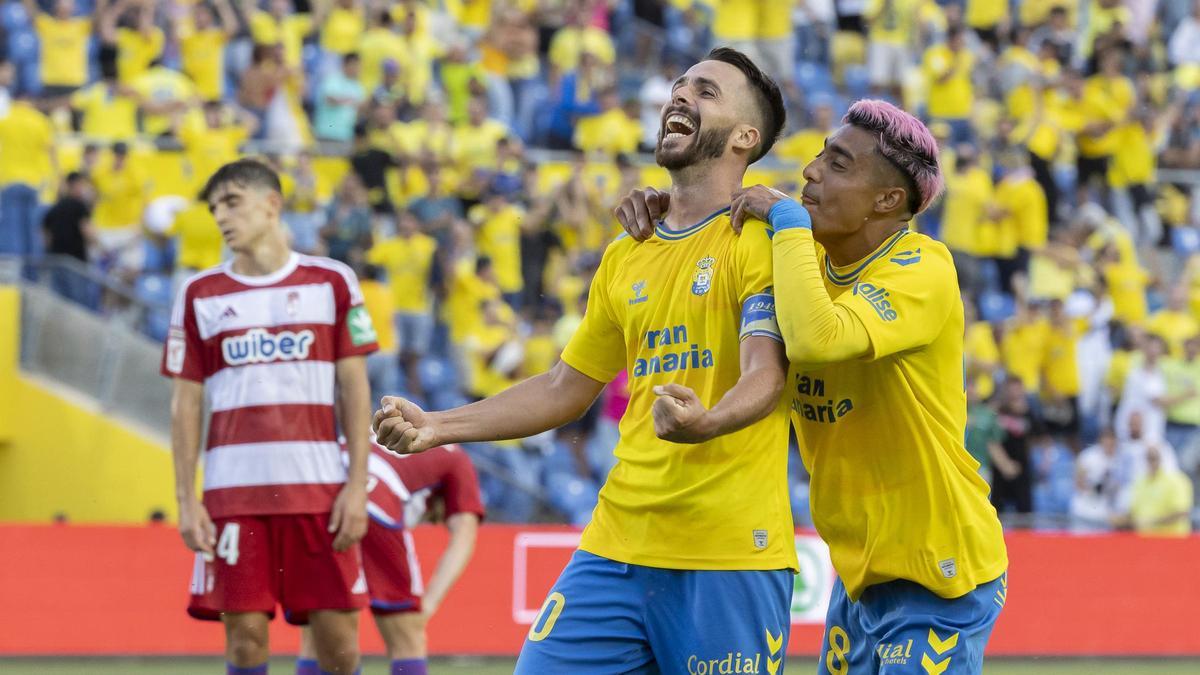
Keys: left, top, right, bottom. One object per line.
{"left": 874, "top": 186, "right": 908, "bottom": 216}
{"left": 266, "top": 189, "right": 284, "bottom": 216}
{"left": 731, "top": 124, "right": 761, "bottom": 156}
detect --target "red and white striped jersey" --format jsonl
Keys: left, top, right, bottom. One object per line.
{"left": 360, "top": 443, "right": 486, "bottom": 530}
{"left": 161, "top": 253, "right": 379, "bottom": 518}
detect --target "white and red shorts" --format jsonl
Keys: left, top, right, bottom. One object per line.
{"left": 188, "top": 513, "right": 367, "bottom": 624}
{"left": 361, "top": 523, "right": 424, "bottom": 615}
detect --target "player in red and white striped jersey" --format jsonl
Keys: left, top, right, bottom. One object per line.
{"left": 296, "top": 442, "right": 485, "bottom": 675}
{"left": 163, "top": 159, "right": 377, "bottom": 675}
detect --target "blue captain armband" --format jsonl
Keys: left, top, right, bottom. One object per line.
{"left": 767, "top": 198, "right": 812, "bottom": 232}
{"left": 740, "top": 290, "right": 782, "bottom": 343}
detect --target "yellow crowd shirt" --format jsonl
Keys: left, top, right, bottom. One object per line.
{"left": 773, "top": 227, "right": 1006, "bottom": 599}
{"left": 116, "top": 28, "right": 165, "bottom": 86}
{"left": 320, "top": 7, "right": 364, "bottom": 55}
{"left": 71, "top": 84, "right": 139, "bottom": 141}
{"left": 1109, "top": 122, "right": 1159, "bottom": 188}
{"left": 940, "top": 166, "right": 993, "bottom": 256}
{"left": 923, "top": 44, "right": 975, "bottom": 119}
{"left": 561, "top": 210, "right": 797, "bottom": 571}
{"left": 1130, "top": 470, "right": 1193, "bottom": 536}
{"left": 473, "top": 204, "right": 525, "bottom": 295}
{"left": 998, "top": 174, "right": 1048, "bottom": 251}
{"left": 964, "top": 320, "right": 1000, "bottom": 400}
{"left": 92, "top": 160, "right": 147, "bottom": 230}
{"left": 179, "top": 28, "right": 229, "bottom": 101}
{"left": 366, "top": 234, "right": 438, "bottom": 314}
{"left": 1076, "top": 76, "right": 1132, "bottom": 157}
{"left": 1001, "top": 315, "right": 1047, "bottom": 391}
{"left": 710, "top": 0, "right": 758, "bottom": 40}
{"left": 758, "top": 0, "right": 793, "bottom": 39}
{"left": 1146, "top": 310, "right": 1200, "bottom": 358}
{"left": 867, "top": 0, "right": 919, "bottom": 45}
{"left": 574, "top": 110, "right": 642, "bottom": 158}
{"left": 774, "top": 128, "right": 827, "bottom": 170}
{"left": 1041, "top": 321, "right": 1080, "bottom": 397}
{"left": 359, "top": 27, "right": 405, "bottom": 94}
{"left": 360, "top": 278, "right": 398, "bottom": 353}
{"left": 547, "top": 26, "right": 616, "bottom": 72}
{"left": 451, "top": 119, "right": 509, "bottom": 173}
{"left": 966, "top": 0, "right": 1007, "bottom": 27}
{"left": 180, "top": 121, "right": 248, "bottom": 189}
{"left": 1105, "top": 262, "right": 1149, "bottom": 326}
{"left": 34, "top": 14, "right": 91, "bottom": 87}
{"left": 0, "top": 102, "right": 55, "bottom": 187}
{"left": 170, "top": 200, "right": 223, "bottom": 270}
{"left": 250, "top": 11, "right": 312, "bottom": 68}
{"left": 133, "top": 67, "right": 197, "bottom": 137}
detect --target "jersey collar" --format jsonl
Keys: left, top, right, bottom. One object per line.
{"left": 825, "top": 229, "right": 910, "bottom": 286}
{"left": 654, "top": 206, "right": 731, "bottom": 241}
{"left": 224, "top": 252, "right": 300, "bottom": 286}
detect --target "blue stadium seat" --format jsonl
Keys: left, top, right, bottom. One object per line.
{"left": 544, "top": 470, "right": 598, "bottom": 526}
{"left": 2, "top": 2, "right": 29, "bottom": 31}
{"left": 8, "top": 31, "right": 38, "bottom": 66}
{"left": 1172, "top": 225, "right": 1200, "bottom": 256}
{"left": 795, "top": 62, "right": 835, "bottom": 97}
{"left": 418, "top": 356, "right": 459, "bottom": 394}
{"left": 978, "top": 290, "right": 1016, "bottom": 324}
{"left": 842, "top": 65, "right": 871, "bottom": 100}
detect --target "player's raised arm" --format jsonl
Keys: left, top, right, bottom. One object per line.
{"left": 749, "top": 188, "right": 875, "bottom": 365}
{"left": 170, "top": 377, "right": 215, "bottom": 555}
{"left": 373, "top": 360, "right": 607, "bottom": 454}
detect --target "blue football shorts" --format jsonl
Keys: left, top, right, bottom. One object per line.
{"left": 818, "top": 572, "right": 1008, "bottom": 674}
{"left": 515, "top": 549, "right": 795, "bottom": 674}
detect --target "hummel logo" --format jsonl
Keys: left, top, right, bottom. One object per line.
{"left": 890, "top": 248, "right": 922, "bottom": 266}
{"left": 629, "top": 280, "right": 648, "bottom": 305}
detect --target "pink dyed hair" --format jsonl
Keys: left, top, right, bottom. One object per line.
{"left": 843, "top": 99, "right": 945, "bottom": 214}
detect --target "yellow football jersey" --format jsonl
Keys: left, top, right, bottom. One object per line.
{"left": 778, "top": 228, "right": 1007, "bottom": 600}
{"left": 561, "top": 209, "right": 797, "bottom": 571}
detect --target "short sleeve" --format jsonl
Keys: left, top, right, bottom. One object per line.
{"left": 330, "top": 262, "right": 379, "bottom": 358}
{"left": 837, "top": 240, "right": 957, "bottom": 360}
{"left": 438, "top": 448, "right": 486, "bottom": 519}
{"left": 734, "top": 218, "right": 782, "bottom": 343}
{"left": 161, "top": 281, "right": 205, "bottom": 382}
{"left": 560, "top": 244, "right": 626, "bottom": 383}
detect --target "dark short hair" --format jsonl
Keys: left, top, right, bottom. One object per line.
{"left": 65, "top": 171, "right": 86, "bottom": 185}
{"left": 199, "top": 158, "right": 282, "bottom": 203}
{"left": 704, "top": 47, "right": 786, "bottom": 164}
{"left": 343, "top": 52, "right": 361, "bottom": 66}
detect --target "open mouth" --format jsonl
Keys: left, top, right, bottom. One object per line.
{"left": 663, "top": 112, "right": 697, "bottom": 140}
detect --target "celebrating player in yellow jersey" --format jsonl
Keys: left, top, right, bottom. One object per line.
{"left": 375, "top": 48, "right": 799, "bottom": 673}
{"left": 619, "top": 99, "right": 1009, "bottom": 674}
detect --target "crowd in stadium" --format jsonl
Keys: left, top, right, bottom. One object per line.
{"left": 1, "top": 0, "right": 1199, "bottom": 532}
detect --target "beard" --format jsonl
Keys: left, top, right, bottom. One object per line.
{"left": 654, "top": 123, "right": 732, "bottom": 171}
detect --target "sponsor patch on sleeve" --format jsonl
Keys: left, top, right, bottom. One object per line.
{"left": 347, "top": 305, "right": 378, "bottom": 346}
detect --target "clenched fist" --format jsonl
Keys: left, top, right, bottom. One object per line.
{"left": 373, "top": 396, "right": 439, "bottom": 455}
{"left": 651, "top": 384, "right": 714, "bottom": 444}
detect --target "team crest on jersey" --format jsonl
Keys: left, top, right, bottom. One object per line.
{"left": 691, "top": 256, "right": 716, "bottom": 296}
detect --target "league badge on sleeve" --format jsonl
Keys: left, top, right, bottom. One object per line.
{"left": 347, "top": 306, "right": 378, "bottom": 346}
{"left": 691, "top": 256, "right": 716, "bottom": 296}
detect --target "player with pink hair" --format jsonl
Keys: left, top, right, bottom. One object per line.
{"left": 617, "top": 98, "right": 1008, "bottom": 674}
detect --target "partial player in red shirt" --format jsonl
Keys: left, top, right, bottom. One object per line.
{"left": 163, "top": 159, "right": 378, "bottom": 675}
{"left": 296, "top": 442, "right": 485, "bottom": 675}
